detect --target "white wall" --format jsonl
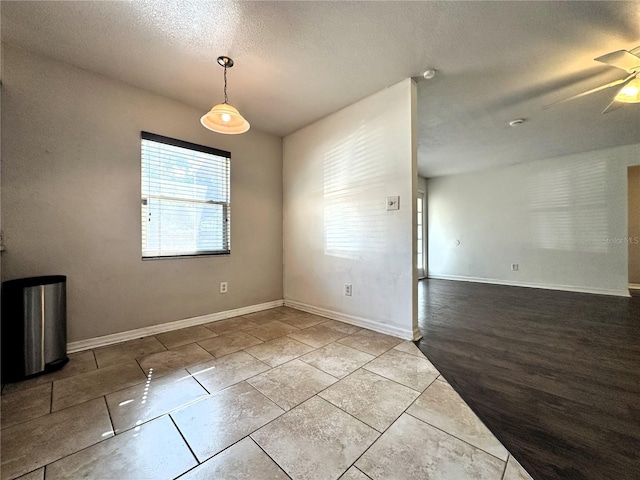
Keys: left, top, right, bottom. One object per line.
{"left": 1, "top": 45, "right": 284, "bottom": 342}
{"left": 629, "top": 166, "right": 640, "bottom": 285}
{"left": 428, "top": 143, "right": 640, "bottom": 296}
{"left": 283, "top": 79, "right": 418, "bottom": 339}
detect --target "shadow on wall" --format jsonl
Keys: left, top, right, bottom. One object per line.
{"left": 323, "top": 118, "right": 387, "bottom": 260}
{"left": 528, "top": 159, "right": 609, "bottom": 253}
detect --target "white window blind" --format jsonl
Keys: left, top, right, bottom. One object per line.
{"left": 141, "top": 132, "right": 231, "bottom": 258}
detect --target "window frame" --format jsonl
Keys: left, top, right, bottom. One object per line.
{"left": 140, "top": 131, "right": 231, "bottom": 260}
{"left": 417, "top": 191, "right": 426, "bottom": 279}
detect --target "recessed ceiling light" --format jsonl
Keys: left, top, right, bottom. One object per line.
{"left": 423, "top": 69, "right": 437, "bottom": 80}
{"left": 509, "top": 118, "right": 525, "bottom": 126}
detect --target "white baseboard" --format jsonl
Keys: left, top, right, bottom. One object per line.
{"left": 67, "top": 299, "right": 284, "bottom": 353}
{"left": 283, "top": 299, "right": 415, "bottom": 340}
{"left": 428, "top": 274, "right": 631, "bottom": 298}
{"left": 629, "top": 283, "right": 640, "bottom": 290}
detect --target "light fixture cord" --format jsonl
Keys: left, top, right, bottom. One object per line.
{"left": 223, "top": 64, "right": 228, "bottom": 104}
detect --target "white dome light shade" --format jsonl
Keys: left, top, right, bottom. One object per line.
{"left": 201, "top": 56, "right": 250, "bottom": 134}
{"left": 201, "top": 103, "right": 250, "bottom": 134}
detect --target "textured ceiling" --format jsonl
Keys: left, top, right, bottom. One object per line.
{"left": 2, "top": 1, "right": 640, "bottom": 177}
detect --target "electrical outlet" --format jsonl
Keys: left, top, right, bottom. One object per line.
{"left": 220, "top": 281, "right": 228, "bottom": 293}
{"left": 511, "top": 264, "right": 519, "bottom": 272}
{"left": 386, "top": 196, "right": 400, "bottom": 211}
{"left": 344, "top": 283, "right": 352, "bottom": 296}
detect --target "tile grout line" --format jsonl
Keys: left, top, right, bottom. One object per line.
{"left": 241, "top": 335, "right": 423, "bottom": 418}
{"left": 337, "top": 371, "right": 441, "bottom": 476}
{"left": 50, "top": 365, "right": 150, "bottom": 414}
{"left": 501, "top": 454, "right": 511, "bottom": 480}
{"left": 403, "top": 410, "right": 509, "bottom": 464}
{"left": 168, "top": 413, "right": 201, "bottom": 470}
{"left": 233, "top": 348, "right": 424, "bottom": 479}
{"left": 243, "top": 336, "right": 326, "bottom": 364}
{"left": 207, "top": 328, "right": 266, "bottom": 347}
{"left": 354, "top": 466, "right": 374, "bottom": 480}
{"left": 337, "top": 344, "right": 438, "bottom": 395}
{"left": 3, "top": 325, "right": 368, "bottom": 420}
{"left": 14, "top": 466, "right": 45, "bottom": 480}
{"left": 412, "top": 352, "right": 522, "bottom": 463}
{"left": 101, "top": 395, "right": 117, "bottom": 437}
{"left": 169, "top": 417, "right": 289, "bottom": 478}
{"left": 335, "top": 340, "right": 399, "bottom": 358}
{"left": 3, "top": 344, "right": 260, "bottom": 436}
{"left": 176, "top": 378, "right": 304, "bottom": 472}
{"left": 322, "top": 380, "right": 420, "bottom": 477}
{"left": 0, "top": 387, "right": 53, "bottom": 432}
{"left": 241, "top": 360, "right": 329, "bottom": 409}
{"left": 12, "top": 317, "right": 405, "bottom": 479}
{"left": 8, "top": 315, "right": 407, "bottom": 479}
{"left": 134, "top": 355, "right": 150, "bottom": 377}
{"left": 244, "top": 397, "right": 301, "bottom": 476}
{"left": 248, "top": 436, "right": 294, "bottom": 480}
{"left": 31, "top": 396, "right": 120, "bottom": 477}
{"left": 189, "top": 368, "right": 214, "bottom": 395}
{"left": 0, "top": 313, "right": 297, "bottom": 465}
{"left": 239, "top": 322, "right": 367, "bottom": 373}
{"left": 312, "top": 363, "right": 443, "bottom": 477}
{"left": 209, "top": 315, "right": 340, "bottom": 477}
{"left": 159, "top": 385, "right": 292, "bottom": 474}
{"left": 8, "top": 374, "right": 195, "bottom": 440}
{"left": 69, "top": 373, "right": 211, "bottom": 441}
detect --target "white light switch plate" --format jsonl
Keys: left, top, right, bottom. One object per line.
{"left": 386, "top": 196, "right": 400, "bottom": 211}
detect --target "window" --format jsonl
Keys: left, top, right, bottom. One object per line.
{"left": 141, "top": 132, "right": 230, "bottom": 259}
{"left": 417, "top": 193, "right": 425, "bottom": 278}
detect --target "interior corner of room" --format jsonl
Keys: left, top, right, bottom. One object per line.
{"left": 1, "top": 40, "right": 639, "bottom": 349}
{"left": 2, "top": 3, "right": 640, "bottom": 480}
{"left": 0, "top": 45, "right": 420, "bottom": 348}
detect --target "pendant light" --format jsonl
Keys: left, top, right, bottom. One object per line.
{"left": 201, "top": 56, "right": 250, "bottom": 134}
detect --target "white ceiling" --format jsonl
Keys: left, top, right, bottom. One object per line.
{"left": 2, "top": 1, "right": 640, "bottom": 177}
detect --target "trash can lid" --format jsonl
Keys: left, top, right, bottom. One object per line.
{"left": 2, "top": 275, "right": 67, "bottom": 289}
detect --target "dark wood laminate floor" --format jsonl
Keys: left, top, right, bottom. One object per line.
{"left": 416, "top": 279, "right": 640, "bottom": 480}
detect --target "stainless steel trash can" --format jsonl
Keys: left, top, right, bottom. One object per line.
{"left": 1, "top": 275, "right": 69, "bottom": 382}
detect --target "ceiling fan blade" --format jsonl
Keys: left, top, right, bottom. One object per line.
{"left": 543, "top": 72, "right": 636, "bottom": 109}
{"left": 594, "top": 50, "right": 640, "bottom": 72}
{"left": 602, "top": 99, "right": 625, "bottom": 114}
{"left": 602, "top": 73, "right": 639, "bottom": 114}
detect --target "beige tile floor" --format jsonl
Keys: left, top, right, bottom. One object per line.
{"left": 0, "top": 306, "right": 533, "bottom": 480}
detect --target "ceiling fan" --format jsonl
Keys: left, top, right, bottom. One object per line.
{"left": 546, "top": 46, "right": 640, "bottom": 114}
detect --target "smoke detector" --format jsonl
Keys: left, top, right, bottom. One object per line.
{"left": 423, "top": 69, "right": 437, "bottom": 80}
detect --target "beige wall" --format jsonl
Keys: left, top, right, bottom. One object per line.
{"left": 283, "top": 79, "right": 418, "bottom": 340}
{"left": 1, "top": 45, "right": 283, "bottom": 342}
{"left": 629, "top": 166, "right": 640, "bottom": 284}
